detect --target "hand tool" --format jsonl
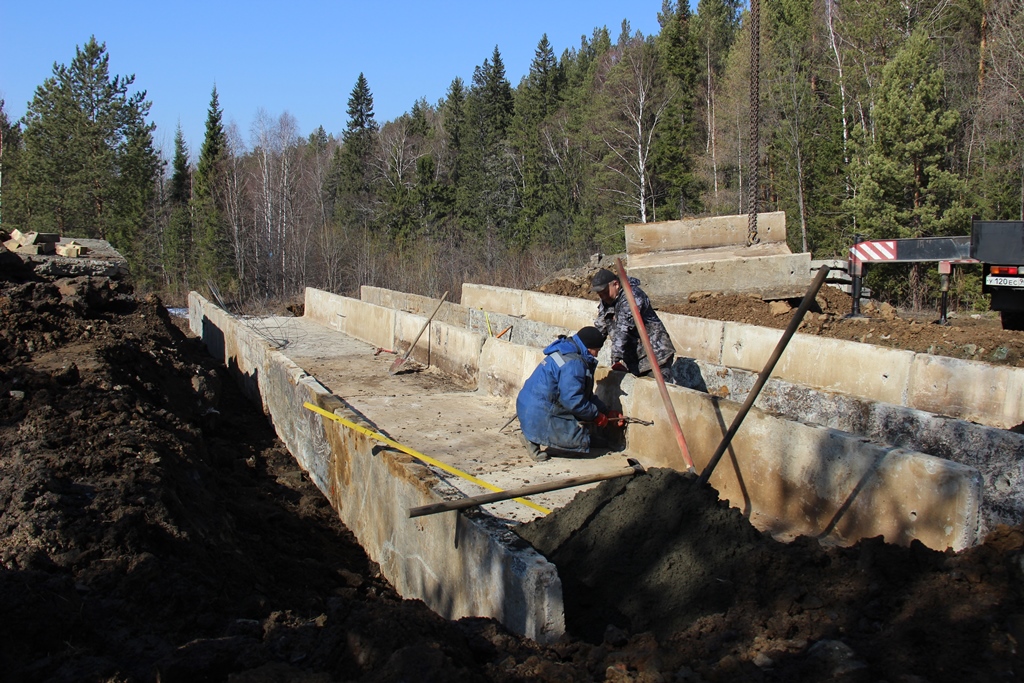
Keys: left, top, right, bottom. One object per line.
{"left": 389, "top": 291, "right": 449, "bottom": 375}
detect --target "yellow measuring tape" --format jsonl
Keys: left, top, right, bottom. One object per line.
{"left": 482, "top": 308, "right": 493, "bottom": 336}
{"left": 303, "top": 402, "right": 550, "bottom": 515}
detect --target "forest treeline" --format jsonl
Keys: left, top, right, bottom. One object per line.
{"left": 1, "top": 0, "right": 1023, "bottom": 311}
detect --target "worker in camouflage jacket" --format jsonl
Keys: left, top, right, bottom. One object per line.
{"left": 591, "top": 268, "right": 676, "bottom": 382}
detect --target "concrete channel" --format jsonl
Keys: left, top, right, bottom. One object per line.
{"left": 189, "top": 284, "right": 993, "bottom": 642}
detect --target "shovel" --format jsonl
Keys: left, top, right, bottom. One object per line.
{"left": 389, "top": 291, "right": 449, "bottom": 375}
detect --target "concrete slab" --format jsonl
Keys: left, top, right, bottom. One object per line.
{"left": 625, "top": 212, "right": 789, "bottom": 254}
{"left": 622, "top": 212, "right": 811, "bottom": 303}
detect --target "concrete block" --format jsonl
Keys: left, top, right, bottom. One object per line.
{"left": 720, "top": 322, "right": 913, "bottom": 406}
{"left": 426, "top": 320, "right": 486, "bottom": 387}
{"left": 304, "top": 288, "right": 395, "bottom": 351}
{"left": 521, "top": 291, "right": 595, "bottom": 330}
{"left": 479, "top": 338, "right": 545, "bottom": 399}
{"left": 660, "top": 313, "right": 725, "bottom": 364}
{"left": 625, "top": 212, "right": 788, "bottom": 254}
{"left": 362, "top": 286, "right": 468, "bottom": 328}
{"left": 55, "top": 243, "right": 83, "bottom": 257}
{"left": 629, "top": 252, "right": 812, "bottom": 306}
{"left": 462, "top": 283, "right": 526, "bottom": 317}
{"left": 621, "top": 378, "right": 981, "bottom": 551}
{"left": 467, "top": 308, "right": 571, "bottom": 350}
{"left": 908, "top": 354, "right": 1024, "bottom": 429}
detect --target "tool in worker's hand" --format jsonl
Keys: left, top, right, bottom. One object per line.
{"left": 389, "top": 291, "right": 449, "bottom": 375}
{"left": 583, "top": 414, "right": 653, "bottom": 427}
{"left": 408, "top": 458, "right": 646, "bottom": 518}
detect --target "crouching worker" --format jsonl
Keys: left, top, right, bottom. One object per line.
{"left": 515, "top": 326, "right": 623, "bottom": 462}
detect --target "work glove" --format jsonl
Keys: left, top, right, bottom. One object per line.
{"left": 611, "top": 361, "right": 627, "bottom": 372}
{"left": 607, "top": 410, "right": 626, "bottom": 428}
{"left": 593, "top": 412, "right": 609, "bottom": 428}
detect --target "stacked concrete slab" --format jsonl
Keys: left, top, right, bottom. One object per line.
{"left": 623, "top": 212, "right": 812, "bottom": 305}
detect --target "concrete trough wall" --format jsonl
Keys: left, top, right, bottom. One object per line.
{"left": 305, "top": 288, "right": 395, "bottom": 351}
{"left": 189, "top": 291, "right": 565, "bottom": 642}
{"left": 686, "top": 358, "right": 1024, "bottom": 534}
{"left": 393, "top": 309, "right": 486, "bottom": 387}
{"left": 466, "top": 282, "right": 1024, "bottom": 532}
{"left": 463, "top": 284, "right": 1024, "bottom": 431}
{"left": 361, "top": 286, "right": 469, "bottom": 328}
{"left": 354, "top": 288, "right": 982, "bottom": 550}
{"left": 610, "top": 376, "right": 981, "bottom": 551}
{"left": 469, "top": 342, "right": 982, "bottom": 551}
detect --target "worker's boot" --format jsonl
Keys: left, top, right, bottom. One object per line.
{"left": 518, "top": 433, "right": 548, "bottom": 462}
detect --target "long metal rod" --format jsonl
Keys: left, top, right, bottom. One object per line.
{"left": 409, "top": 461, "right": 644, "bottom": 518}
{"left": 698, "top": 265, "right": 831, "bottom": 486}
{"left": 615, "top": 258, "right": 695, "bottom": 472}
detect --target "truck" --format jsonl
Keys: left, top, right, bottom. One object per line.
{"left": 848, "top": 219, "right": 1024, "bottom": 330}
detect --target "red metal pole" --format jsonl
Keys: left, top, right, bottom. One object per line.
{"left": 614, "top": 259, "right": 695, "bottom": 472}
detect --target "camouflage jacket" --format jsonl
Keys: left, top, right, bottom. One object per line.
{"left": 594, "top": 277, "right": 675, "bottom": 375}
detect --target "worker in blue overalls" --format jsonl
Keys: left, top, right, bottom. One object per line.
{"left": 515, "top": 326, "right": 623, "bottom": 462}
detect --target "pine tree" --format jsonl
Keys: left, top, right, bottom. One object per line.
{"left": 844, "top": 31, "right": 968, "bottom": 308}
{"left": 653, "top": 0, "right": 703, "bottom": 218}
{"left": 163, "top": 125, "right": 192, "bottom": 291}
{"left": 0, "top": 99, "right": 24, "bottom": 229}
{"left": 693, "top": 0, "right": 743, "bottom": 203}
{"left": 15, "top": 36, "right": 160, "bottom": 255}
{"left": 845, "top": 31, "right": 967, "bottom": 240}
{"left": 764, "top": 0, "right": 848, "bottom": 254}
{"left": 511, "top": 35, "right": 564, "bottom": 245}
{"left": 330, "top": 73, "right": 379, "bottom": 227}
{"left": 192, "top": 86, "right": 230, "bottom": 295}
{"left": 462, "top": 47, "right": 515, "bottom": 244}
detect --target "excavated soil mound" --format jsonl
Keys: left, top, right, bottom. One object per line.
{"left": 517, "top": 469, "right": 764, "bottom": 641}
{"left": 518, "top": 468, "right": 1024, "bottom": 680}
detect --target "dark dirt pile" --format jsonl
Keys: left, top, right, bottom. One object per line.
{"left": 537, "top": 267, "right": 1024, "bottom": 368}
{"left": 519, "top": 468, "right": 1024, "bottom": 681}
{"left": 0, "top": 272, "right": 555, "bottom": 682}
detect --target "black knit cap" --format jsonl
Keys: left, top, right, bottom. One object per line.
{"left": 576, "top": 326, "right": 606, "bottom": 350}
{"left": 590, "top": 268, "right": 617, "bottom": 292}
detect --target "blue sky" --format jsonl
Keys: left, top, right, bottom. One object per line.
{"left": 2, "top": 1, "right": 677, "bottom": 161}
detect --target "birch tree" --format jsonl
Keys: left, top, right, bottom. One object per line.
{"left": 599, "top": 37, "right": 674, "bottom": 224}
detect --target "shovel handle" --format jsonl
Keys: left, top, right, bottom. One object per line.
{"left": 391, "top": 292, "right": 449, "bottom": 373}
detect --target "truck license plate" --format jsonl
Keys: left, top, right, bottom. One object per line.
{"left": 986, "top": 275, "right": 1024, "bottom": 287}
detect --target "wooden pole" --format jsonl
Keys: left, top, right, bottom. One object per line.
{"left": 409, "top": 460, "right": 645, "bottom": 518}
